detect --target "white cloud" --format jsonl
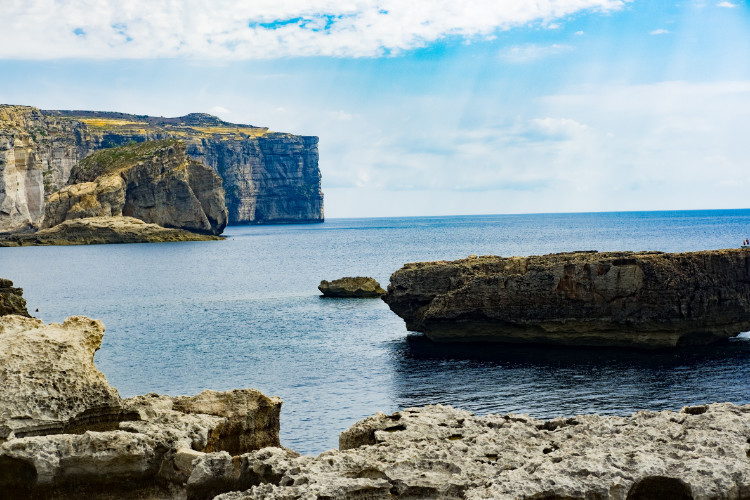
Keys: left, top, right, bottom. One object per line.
{"left": 329, "top": 110, "right": 355, "bottom": 121}
{"left": 0, "top": 0, "right": 629, "bottom": 59}
{"left": 209, "top": 106, "right": 231, "bottom": 116}
{"left": 717, "top": 1, "right": 738, "bottom": 7}
{"left": 499, "top": 43, "right": 574, "bottom": 63}
{"left": 649, "top": 29, "right": 670, "bottom": 35}
{"left": 575, "top": 30, "right": 585, "bottom": 35}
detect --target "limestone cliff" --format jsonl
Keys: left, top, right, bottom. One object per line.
{"left": 44, "top": 140, "right": 227, "bottom": 235}
{"left": 0, "top": 106, "right": 93, "bottom": 231}
{"left": 383, "top": 249, "right": 750, "bottom": 348}
{"left": 0, "top": 105, "right": 323, "bottom": 231}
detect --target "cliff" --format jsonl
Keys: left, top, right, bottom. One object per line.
{"left": 383, "top": 249, "right": 750, "bottom": 348}
{"left": 44, "top": 140, "right": 227, "bottom": 235}
{"left": 0, "top": 105, "right": 323, "bottom": 231}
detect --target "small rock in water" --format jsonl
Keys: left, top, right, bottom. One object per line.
{"left": 318, "top": 277, "right": 386, "bottom": 298}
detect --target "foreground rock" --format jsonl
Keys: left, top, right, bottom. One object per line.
{"left": 0, "top": 278, "right": 29, "bottom": 316}
{"left": 383, "top": 249, "right": 750, "bottom": 348}
{"left": 43, "top": 139, "right": 227, "bottom": 235}
{"left": 212, "top": 403, "right": 750, "bottom": 500}
{"left": 0, "top": 216, "right": 222, "bottom": 246}
{"left": 0, "top": 314, "right": 282, "bottom": 498}
{"left": 318, "top": 277, "right": 386, "bottom": 298}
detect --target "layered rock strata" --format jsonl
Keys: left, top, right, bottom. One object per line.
{"left": 43, "top": 140, "right": 227, "bottom": 235}
{"left": 0, "top": 314, "right": 282, "bottom": 498}
{"left": 383, "top": 249, "right": 750, "bottom": 348}
{"left": 318, "top": 277, "right": 386, "bottom": 298}
{"left": 0, "top": 216, "right": 223, "bottom": 246}
{"left": 0, "top": 105, "right": 323, "bottom": 231}
{"left": 210, "top": 403, "right": 750, "bottom": 500}
{"left": 0, "top": 278, "right": 29, "bottom": 316}
{"left": 0, "top": 106, "right": 93, "bottom": 231}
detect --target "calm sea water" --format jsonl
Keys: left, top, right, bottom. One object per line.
{"left": 2, "top": 210, "right": 750, "bottom": 454}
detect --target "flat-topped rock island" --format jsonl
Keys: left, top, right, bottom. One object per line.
{"left": 383, "top": 249, "right": 750, "bottom": 348}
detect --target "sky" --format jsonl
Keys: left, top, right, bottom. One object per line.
{"left": 1, "top": 0, "right": 749, "bottom": 218}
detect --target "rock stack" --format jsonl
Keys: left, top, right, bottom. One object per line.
{"left": 383, "top": 249, "right": 750, "bottom": 347}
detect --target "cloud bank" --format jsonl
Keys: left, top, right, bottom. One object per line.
{"left": 1, "top": 0, "right": 627, "bottom": 59}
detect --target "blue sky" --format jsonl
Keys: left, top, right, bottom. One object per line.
{"left": 1, "top": 0, "right": 749, "bottom": 217}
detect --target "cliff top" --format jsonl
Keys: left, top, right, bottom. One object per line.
{"left": 42, "top": 108, "right": 276, "bottom": 139}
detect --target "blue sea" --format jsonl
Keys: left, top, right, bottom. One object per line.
{"left": 2, "top": 210, "right": 750, "bottom": 454}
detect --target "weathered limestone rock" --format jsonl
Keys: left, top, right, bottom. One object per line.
{"left": 212, "top": 403, "right": 750, "bottom": 500}
{"left": 383, "top": 249, "right": 750, "bottom": 347}
{"left": 0, "top": 216, "right": 223, "bottom": 246}
{"left": 173, "top": 389, "right": 282, "bottom": 455}
{"left": 0, "top": 278, "right": 29, "bottom": 316}
{"left": 0, "top": 314, "right": 283, "bottom": 498}
{"left": 43, "top": 140, "right": 228, "bottom": 235}
{"left": 318, "top": 277, "right": 386, "bottom": 298}
{"left": 0, "top": 105, "right": 93, "bottom": 231}
{"left": 0, "top": 315, "right": 122, "bottom": 439}
{"left": 0, "top": 105, "right": 323, "bottom": 231}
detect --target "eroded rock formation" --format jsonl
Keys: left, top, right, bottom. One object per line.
{"left": 0, "top": 314, "right": 282, "bottom": 498}
{"left": 0, "top": 216, "right": 223, "bottom": 246}
{"left": 43, "top": 140, "right": 227, "bottom": 235}
{"left": 0, "top": 105, "right": 323, "bottom": 231}
{"left": 0, "top": 278, "right": 29, "bottom": 316}
{"left": 318, "top": 277, "right": 386, "bottom": 298}
{"left": 207, "top": 403, "right": 750, "bottom": 500}
{"left": 383, "top": 249, "right": 750, "bottom": 347}
{"left": 0, "top": 315, "right": 123, "bottom": 440}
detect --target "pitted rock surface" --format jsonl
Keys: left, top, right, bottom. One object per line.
{"left": 383, "top": 249, "right": 750, "bottom": 347}
{"left": 318, "top": 277, "right": 386, "bottom": 298}
{"left": 212, "top": 403, "right": 750, "bottom": 500}
{"left": 0, "top": 315, "right": 122, "bottom": 439}
{"left": 43, "top": 140, "right": 227, "bottom": 235}
{"left": 0, "top": 314, "right": 282, "bottom": 498}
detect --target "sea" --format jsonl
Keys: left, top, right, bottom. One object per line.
{"left": 2, "top": 209, "right": 750, "bottom": 455}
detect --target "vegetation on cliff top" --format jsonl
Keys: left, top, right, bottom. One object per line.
{"left": 70, "top": 139, "right": 183, "bottom": 183}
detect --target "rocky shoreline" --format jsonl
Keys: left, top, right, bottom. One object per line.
{"left": 0, "top": 216, "right": 223, "bottom": 246}
{"left": 1, "top": 307, "right": 748, "bottom": 499}
{"left": 384, "top": 249, "right": 750, "bottom": 348}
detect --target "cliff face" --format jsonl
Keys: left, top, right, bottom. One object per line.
{"left": 45, "top": 109, "right": 324, "bottom": 225}
{"left": 0, "top": 106, "right": 92, "bottom": 231}
{"left": 383, "top": 249, "right": 750, "bottom": 348}
{"left": 0, "top": 105, "right": 323, "bottom": 231}
{"left": 44, "top": 140, "right": 228, "bottom": 235}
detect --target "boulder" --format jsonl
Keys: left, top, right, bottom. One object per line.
{"left": 0, "top": 278, "right": 29, "bottom": 316}
{"left": 318, "top": 277, "right": 386, "bottom": 298}
{"left": 0, "top": 216, "right": 223, "bottom": 246}
{"left": 43, "top": 139, "right": 228, "bottom": 235}
{"left": 383, "top": 249, "right": 750, "bottom": 347}
{"left": 211, "top": 403, "right": 750, "bottom": 500}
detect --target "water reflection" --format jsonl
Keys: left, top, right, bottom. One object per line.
{"left": 388, "top": 334, "right": 750, "bottom": 418}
